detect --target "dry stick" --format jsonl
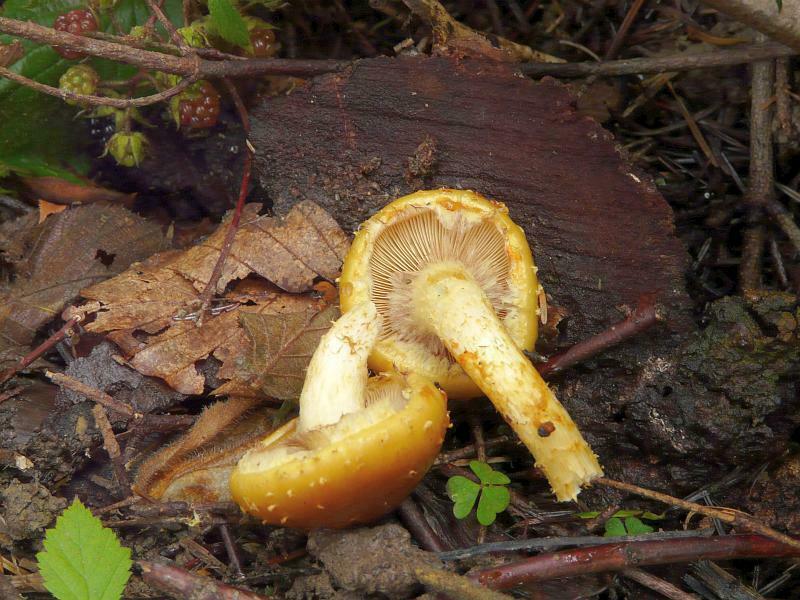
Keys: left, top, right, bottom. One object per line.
{"left": 0, "top": 66, "right": 195, "bottom": 108}
{"left": 621, "top": 568, "right": 700, "bottom": 600}
{"left": 415, "top": 564, "right": 513, "bottom": 600}
{"left": 139, "top": 560, "right": 270, "bottom": 600}
{"left": 45, "top": 371, "right": 137, "bottom": 418}
{"left": 596, "top": 477, "right": 800, "bottom": 551}
{"left": 520, "top": 41, "right": 794, "bottom": 77}
{"left": 538, "top": 293, "right": 661, "bottom": 378}
{"left": 435, "top": 436, "right": 513, "bottom": 466}
{"left": 0, "top": 316, "right": 79, "bottom": 385}
{"left": 0, "top": 386, "right": 24, "bottom": 406}
{"left": 469, "top": 535, "right": 800, "bottom": 590}
{"left": 397, "top": 496, "right": 448, "bottom": 552}
{"left": 764, "top": 198, "right": 800, "bottom": 253}
{"left": 739, "top": 34, "right": 775, "bottom": 292}
{"left": 604, "top": 0, "right": 646, "bottom": 60}
{"left": 667, "top": 81, "right": 719, "bottom": 168}
{"left": 218, "top": 523, "right": 245, "bottom": 580}
{"left": 92, "top": 404, "right": 133, "bottom": 496}
{"left": 702, "top": 0, "right": 800, "bottom": 53}
{"left": 0, "top": 17, "right": 346, "bottom": 78}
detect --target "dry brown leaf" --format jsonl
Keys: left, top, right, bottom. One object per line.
{"left": 0, "top": 205, "right": 165, "bottom": 368}
{"left": 37, "top": 200, "right": 68, "bottom": 223}
{"left": 23, "top": 177, "right": 136, "bottom": 207}
{"left": 215, "top": 303, "right": 340, "bottom": 400}
{"left": 174, "top": 201, "right": 351, "bottom": 294}
{"left": 80, "top": 200, "right": 348, "bottom": 394}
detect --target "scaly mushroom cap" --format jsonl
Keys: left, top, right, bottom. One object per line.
{"left": 229, "top": 373, "right": 448, "bottom": 529}
{"left": 339, "top": 189, "right": 539, "bottom": 399}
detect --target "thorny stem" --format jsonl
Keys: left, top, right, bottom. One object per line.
{"left": 0, "top": 66, "right": 195, "bottom": 108}
{"left": 195, "top": 79, "right": 252, "bottom": 318}
{"left": 597, "top": 477, "right": 800, "bottom": 551}
{"left": 469, "top": 534, "right": 800, "bottom": 590}
{"left": 0, "top": 17, "right": 347, "bottom": 79}
{"left": 538, "top": 293, "right": 662, "bottom": 378}
{"left": 0, "top": 316, "right": 79, "bottom": 385}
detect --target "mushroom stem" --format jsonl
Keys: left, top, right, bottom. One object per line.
{"left": 412, "top": 262, "right": 603, "bottom": 501}
{"left": 298, "top": 301, "right": 380, "bottom": 433}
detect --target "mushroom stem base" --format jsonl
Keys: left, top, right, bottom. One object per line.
{"left": 412, "top": 262, "right": 603, "bottom": 502}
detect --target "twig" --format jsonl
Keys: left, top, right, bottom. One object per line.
{"left": 144, "top": 0, "right": 187, "bottom": 51}
{"left": 92, "top": 404, "right": 132, "bottom": 496}
{"left": 139, "top": 560, "right": 270, "bottom": 599}
{"left": 739, "top": 34, "right": 775, "bottom": 292}
{"left": 0, "top": 317, "right": 79, "bottom": 385}
{"left": 764, "top": 198, "right": 800, "bottom": 254}
{"left": 397, "top": 496, "right": 448, "bottom": 552}
{"left": 45, "top": 371, "right": 137, "bottom": 418}
{"left": 469, "top": 535, "right": 800, "bottom": 590}
{"left": 520, "top": 42, "right": 794, "bottom": 77}
{"left": 596, "top": 477, "right": 800, "bottom": 551}
{"left": 194, "top": 79, "right": 251, "bottom": 318}
{"left": 622, "top": 568, "right": 698, "bottom": 600}
{"left": 0, "top": 17, "right": 347, "bottom": 78}
{"left": 438, "top": 528, "right": 715, "bottom": 560}
{"left": 0, "top": 66, "right": 194, "bottom": 107}
{"left": 604, "top": 0, "right": 646, "bottom": 60}
{"left": 0, "top": 386, "right": 24, "bottom": 406}
{"left": 219, "top": 524, "right": 245, "bottom": 579}
{"left": 538, "top": 293, "right": 662, "bottom": 378}
{"left": 435, "top": 436, "right": 514, "bottom": 465}
{"left": 701, "top": 0, "right": 800, "bottom": 52}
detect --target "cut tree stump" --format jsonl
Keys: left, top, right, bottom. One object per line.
{"left": 250, "top": 56, "right": 798, "bottom": 495}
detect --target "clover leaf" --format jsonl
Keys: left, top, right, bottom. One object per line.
{"left": 446, "top": 460, "right": 511, "bottom": 526}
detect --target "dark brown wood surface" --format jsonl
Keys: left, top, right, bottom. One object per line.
{"left": 251, "top": 55, "right": 692, "bottom": 344}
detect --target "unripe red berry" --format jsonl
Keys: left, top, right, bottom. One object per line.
{"left": 53, "top": 9, "right": 98, "bottom": 59}
{"left": 173, "top": 81, "right": 221, "bottom": 129}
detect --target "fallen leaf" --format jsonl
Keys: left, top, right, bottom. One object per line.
{"left": 37, "top": 199, "right": 68, "bottom": 223}
{"left": 80, "top": 201, "right": 348, "bottom": 394}
{"left": 0, "top": 205, "right": 165, "bottom": 368}
{"left": 23, "top": 176, "right": 136, "bottom": 207}
{"left": 215, "top": 302, "right": 340, "bottom": 400}
{"left": 114, "top": 293, "right": 324, "bottom": 395}
{"left": 174, "top": 201, "right": 351, "bottom": 294}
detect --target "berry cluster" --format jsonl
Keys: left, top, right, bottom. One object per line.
{"left": 176, "top": 81, "right": 221, "bottom": 129}
{"left": 53, "top": 9, "right": 97, "bottom": 59}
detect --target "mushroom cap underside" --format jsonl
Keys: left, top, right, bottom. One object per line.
{"left": 339, "top": 188, "right": 539, "bottom": 399}
{"left": 229, "top": 373, "right": 448, "bottom": 529}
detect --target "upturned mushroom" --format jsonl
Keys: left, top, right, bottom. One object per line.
{"left": 338, "top": 189, "right": 602, "bottom": 501}
{"left": 229, "top": 301, "right": 449, "bottom": 529}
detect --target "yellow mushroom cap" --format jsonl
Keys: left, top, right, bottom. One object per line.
{"left": 229, "top": 373, "right": 449, "bottom": 529}
{"left": 339, "top": 189, "right": 539, "bottom": 399}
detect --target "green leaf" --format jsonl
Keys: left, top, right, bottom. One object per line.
{"left": 468, "top": 460, "right": 510, "bottom": 485}
{"left": 476, "top": 485, "right": 511, "bottom": 526}
{"left": 208, "top": 0, "right": 249, "bottom": 47}
{"left": 776, "top": 0, "right": 782, "bottom": 10}
{"left": 36, "top": 499, "right": 132, "bottom": 600}
{"left": 623, "top": 516, "right": 654, "bottom": 535}
{"left": 603, "top": 517, "right": 627, "bottom": 537}
{"left": 446, "top": 476, "right": 480, "bottom": 520}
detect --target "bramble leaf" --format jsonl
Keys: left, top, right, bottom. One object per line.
{"left": 446, "top": 476, "right": 481, "bottom": 519}
{"left": 36, "top": 499, "right": 132, "bottom": 600}
{"left": 208, "top": 0, "right": 250, "bottom": 47}
{"left": 476, "top": 485, "right": 511, "bottom": 526}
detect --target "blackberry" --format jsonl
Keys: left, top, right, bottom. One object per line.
{"left": 53, "top": 9, "right": 98, "bottom": 59}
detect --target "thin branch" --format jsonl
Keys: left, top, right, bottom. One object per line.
{"left": 702, "top": 0, "right": 800, "bottom": 52}
{"left": 45, "top": 371, "right": 138, "bottom": 418}
{"left": 622, "top": 568, "right": 699, "bottom": 600}
{"left": 397, "top": 496, "right": 448, "bottom": 552}
{"left": 0, "top": 66, "right": 194, "bottom": 107}
{"left": 469, "top": 535, "right": 800, "bottom": 590}
{"left": 139, "top": 561, "right": 270, "bottom": 599}
{"left": 0, "top": 316, "right": 79, "bottom": 385}
{"left": 0, "top": 17, "right": 347, "bottom": 78}
{"left": 92, "top": 403, "right": 132, "bottom": 496}
{"left": 597, "top": 477, "right": 800, "bottom": 551}
{"left": 538, "top": 293, "right": 662, "bottom": 378}
{"left": 520, "top": 42, "right": 794, "bottom": 77}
